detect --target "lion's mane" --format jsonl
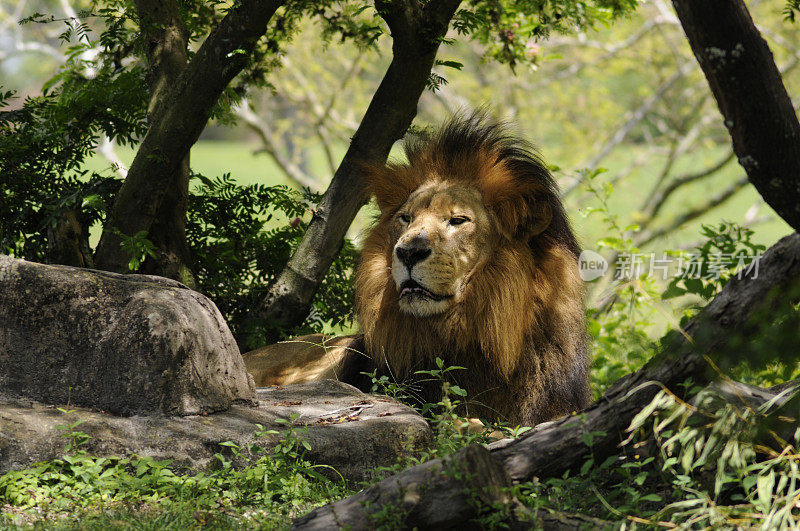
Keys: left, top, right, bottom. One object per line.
{"left": 345, "top": 114, "right": 589, "bottom": 426}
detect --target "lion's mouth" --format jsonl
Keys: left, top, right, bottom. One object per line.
{"left": 398, "top": 279, "right": 450, "bottom": 302}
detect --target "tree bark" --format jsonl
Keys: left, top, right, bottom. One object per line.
{"left": 671, "top": 0, "right": 800, "bottom": 232}
{"left": 294, "top": 232, "right": 800, "bottom": 528}
{"left": 247, "top": 0, "right": 462, "bottom": 346}
{"left": 94, "top": 0, "right": 286, "bottom": 273}
{"left": 133, "top": 0, "right": 195, "bottom": 287}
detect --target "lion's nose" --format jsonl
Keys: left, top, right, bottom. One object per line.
{"left": 395, "top": 245, "right": 431, "bottom": 269}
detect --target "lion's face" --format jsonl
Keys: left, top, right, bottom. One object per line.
{"left": 388, "top": 180, "right": 495, "bottom": 318}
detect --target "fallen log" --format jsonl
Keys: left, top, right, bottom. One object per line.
{"left": 293, "top": 233, "right": 800, "bottom": 528}
{"left": 292, "top": 444, "right": 512, "bottom": 530}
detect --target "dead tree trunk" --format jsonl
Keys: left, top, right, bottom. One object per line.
{"left": 246, "top": 0, "right": 462, "bottom": 346}
{"left": 93, "top": 0, "right": 286, "bottom": 273}
{"left": 133, "top": 0, "right": 195, "bottom": 287}
{"left": 671, "top": 0, "right": 800, "bottom": 232}
{"left": 294, "top": 232, "right": 800, "bottom": 528}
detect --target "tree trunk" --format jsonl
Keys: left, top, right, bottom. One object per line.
{"left": 294, "top": 232, "right": 800, "bottom": 528}
{"left": 247, "top": 0, "right": 462, "bottom": 346}
{"left": 671, "top": 0, "right": 800, "bottom": 232}
{"left": 133, "top": 0, "right": 195, "bottom": 287}
{"left": 45, "top": 209, "right": 94, "bottom": 268}
{"left": 93, "top": 0, "right": 286, "bottom": 273}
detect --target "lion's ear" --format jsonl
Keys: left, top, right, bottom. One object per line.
{"left": 361, "top": 163, "right": 418, "bottom": 214}
{"left": 492, "top": 197, "right": 552, "bottom": 240}
{"left": 524, "top": 201, "right": 552, "bottom": 237}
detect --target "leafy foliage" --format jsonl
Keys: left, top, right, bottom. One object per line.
{"left": 785, "top": 0, "right": 800, "bottom": 22}
{"left": 662, "top": 222, "right": 765, "bottom": 303}
{"left": 0, "top": 412, "right": 347, "bottom": 528}
{"left": 0, "top": 60, "right": 147, "bottom": 259}
{"left": 187, "top": 173, "right": 356, "bottom": 345}
{"left": 581, "top": 168, "right": 657, "bottom": 396}
{"left": 458, "top": 0, "right": 637, "bottom": 69}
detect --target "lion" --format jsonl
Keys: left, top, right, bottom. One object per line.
{"left": 245, "top": 113, "right": 590, "bottom": 426}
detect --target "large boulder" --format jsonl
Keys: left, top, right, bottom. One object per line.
{"left": 0, "top": 381, "right": 432, "bottom": 483}
{"left": 0, "top": 255, "right": 256, "bottom": 416}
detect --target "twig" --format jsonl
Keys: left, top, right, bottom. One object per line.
{"left": 234, "top": 99, "right": 320, "bottom": 190}
{"left": 634, "top": 176, "right": 750, "bottom": 247}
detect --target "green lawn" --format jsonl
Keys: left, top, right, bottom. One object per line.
{"left": 85, "top": 140, "right": 295, "bottom": 187}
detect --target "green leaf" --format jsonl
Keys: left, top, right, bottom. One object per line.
{"left": 449, "top": 386, "right": 467, "bottom": 396}
{"left": 81, "top": 194, "right": 105, "bottom": 210}
{"left": 661, "top": 283, "right": 686, "bottom": 300}
{"left": 435, "top": 60, "right": 464, "bottom": 70}
{"left": 757, "top": 470, "right": 775, "bottom": 510}
{"left": 596, "top": 236, "right": 622, "bottom": 248}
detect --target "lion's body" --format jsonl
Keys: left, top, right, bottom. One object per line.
{"left": 244, "top": 114, "right": 590, "bottom": 426}
{"left": 245, "top": 334, "right": 359, "bottom": 386}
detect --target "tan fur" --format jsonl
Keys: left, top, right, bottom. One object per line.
{"left": 244, "top": 334, "right": 361, "bottom": 386}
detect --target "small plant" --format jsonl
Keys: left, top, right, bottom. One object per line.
{"left": 362, "top": 369, "right": 412, "bottom": 402}
{"left": 366, "top": 358, "right": 532, "bottom": 466}
{"left": 55, "top": 408, "right": 91, "bottom": 452}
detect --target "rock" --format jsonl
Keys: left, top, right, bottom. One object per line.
{"left": 0, "top": 381, "right": 432, "bottom": 483}
{"left": 0, "top": 255, "right": 255, "bottom": 416}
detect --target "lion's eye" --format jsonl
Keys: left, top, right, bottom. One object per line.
{"left": 399, "top": 213, "right": 411, "bottom": 223}
{"left": 448, "top": 216, "right": 469, "bottom": 226}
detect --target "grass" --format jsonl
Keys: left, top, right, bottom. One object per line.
{"left": 84, "top": 140, "right": 292, "bottom": 187}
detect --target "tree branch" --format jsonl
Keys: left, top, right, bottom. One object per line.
{"left": 562, "top": 60, "right": 696, "bottom": 195}
{"left": 640, "top": 150, "right": 735, "bottom": 225}
{"left": 96, "top": 134, "right": 128, "bottom": 178}
{"left": 633, "top": 176, "right": 749, "bottom": 247}
{"left": 235, "top": 99, "right": 320, "bottom": 190}
{"left": 671, "top": 0, "right": 800, "bottom": 232}
{"left": 94, "top": 0, "right": 286, "bottom": 273}
{"left": 530, "top": 18, "right": 674, "bottom": 90}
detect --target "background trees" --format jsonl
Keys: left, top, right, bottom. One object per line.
{"left": 1, "top": 0, "right": 639, "bottom": 346}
